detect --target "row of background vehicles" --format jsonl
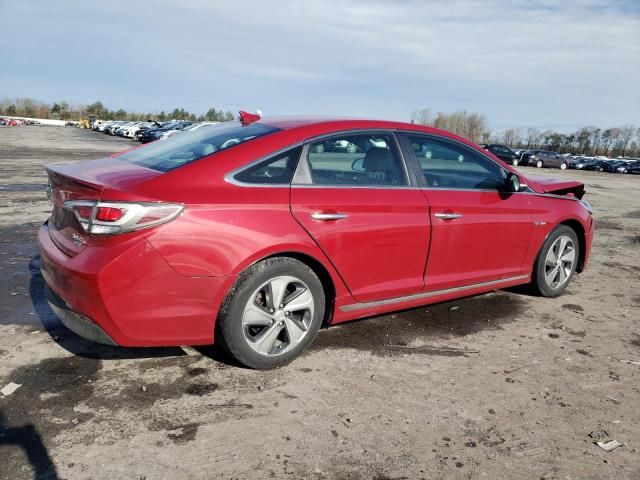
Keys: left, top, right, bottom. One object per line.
{"left": 480, "top": 143, "right": 640, "bottom": 174}
{"left": 0, "top": 117, "right": 41, "bottom": 126}
{"left": 89, "top": 121, "right": 640, "bottom": 174}
{"left": 93, "top": 119, "right": 218, "bottom": 143}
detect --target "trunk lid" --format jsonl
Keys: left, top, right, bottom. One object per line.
{"left": 46, "top": 158, "right": 162, "bottom": 257}
{"left": 523, "top": 174, "right": 585, "bottom": 199}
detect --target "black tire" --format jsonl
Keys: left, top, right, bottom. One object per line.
{"left": 531, "top": 225, "right": 579, "bottom": 297}
{"left": 216, "top": 257, "right": 325, "bottom": 369}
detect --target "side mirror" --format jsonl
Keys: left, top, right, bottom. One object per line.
{"left": 505, "top": 172, "right": 521, "bottom": 192}
{"left": 351, "top": 158, "right": 364, "bottom": 172}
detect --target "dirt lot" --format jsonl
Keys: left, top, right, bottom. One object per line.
{"left": 1, "top": 126, "right": 638, "bottom": 480}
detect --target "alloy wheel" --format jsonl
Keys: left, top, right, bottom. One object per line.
{"left": 242, "top": 275, "right": 315, "bottom": 356}
{"left": 536, "top": 160, "right": 543, "bottom": 168}
{"left": 560, "top": 163, "right": 567, "bottom": 170}
{"left": 543, "top": 235, "right": 576, "bottom": 290}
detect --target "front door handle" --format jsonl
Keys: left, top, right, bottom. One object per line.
{"left": 311, "top": 212, "right": 349, "bottom": 221}
{"left": 434, "top": 212, "right": 463, "bottom": 220}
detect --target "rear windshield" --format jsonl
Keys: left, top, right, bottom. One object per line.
{"left": 116, "top": 122, "right": 280, "bottom": 172}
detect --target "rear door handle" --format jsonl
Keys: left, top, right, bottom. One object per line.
{"left": 311, "top": 212, "right": 349, "bottom": 221}
{"left": 434, "top": 212, "right": 463, "bottom": 220}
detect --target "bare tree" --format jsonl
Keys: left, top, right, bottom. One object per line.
{"left": 619, "top": 124, "right": 636, "bottom": 157}
{"left": 526, "top": 128, "right": 540, "bottom": 149}
{"left": 502, "top": 129, "right": 516, "bottom": 148}
{"left": 411, "top": 108, "right": 434, "bottom": 126}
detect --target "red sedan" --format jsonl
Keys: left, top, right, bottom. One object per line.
{"left": 39, "top": 114, "right": 594, "bottom": 368}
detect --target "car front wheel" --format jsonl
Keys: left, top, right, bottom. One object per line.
{"left": 560, "top": 162, "right": 567, "bottom": 170}
{"left": 531, "top": 225, "right": 579, "bottom": 297}
{"left": 217, "top": 257, "right": 325, "bottom": 369}
{"left": 512, "top": 159, "right": 519, "bottom": 166}
{"left": 536, "top": 160, "right": 543, "bottom": 168}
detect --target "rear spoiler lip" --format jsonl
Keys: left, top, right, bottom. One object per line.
{"left": 45, "top": 163, "right": 104, "bottom": 192}
{"left": 44, "top": 157, "right": 163, "bottom": 191}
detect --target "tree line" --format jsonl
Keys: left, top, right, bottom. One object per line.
{"left": 2, "top": 97, "right": 637, "bottom": 157}
{"left": 412, "top": 108, "right": 639, "bottom": 158}
{"left": 0, "top": 98, "right": 235, "bottom": 123}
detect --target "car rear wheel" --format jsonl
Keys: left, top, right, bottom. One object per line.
{"left": 536, "top": 160, "right": 543, "bottom": 168}
{"left": 560, "top": 162, "right": 567, "bottom": 170}
{"left": 217, "top": 257, "right": 325, "bottom": 369}
{"left": 531, "top": 225, "right": 579, "bottom": 297}
{"left": 313, "top": 143, "right": 325, "bottom": 154}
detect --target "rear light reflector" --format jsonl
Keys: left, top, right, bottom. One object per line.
{"left": 76, "top": 206, "right": 93, "bottom": 220}
{"left": 63, "top": 201, "right": 184, "bottom": 235}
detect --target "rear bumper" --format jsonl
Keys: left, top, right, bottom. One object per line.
{"left": 38, "top": 223, "right": 235, "bottom": 346}
{"left": 45, "top": 284, "right": 117, "bottom": 345}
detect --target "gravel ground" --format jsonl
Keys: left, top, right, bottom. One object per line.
{"left": 0, "top": 126, "right": 638, "bottom": 480}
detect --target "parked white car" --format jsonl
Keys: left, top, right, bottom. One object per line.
{"left": 159, "top": 122, "right": 219, "bottom": 139}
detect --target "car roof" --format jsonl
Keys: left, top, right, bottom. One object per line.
{"left": 257, "top": 116, "right": 471, "bottom": 142}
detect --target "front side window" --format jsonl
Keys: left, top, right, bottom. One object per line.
{"left": 305, "top": 133, "right": 406, "bottom": 186}
{"left": 234, "top": 146, "right": 302, "bottom": 184}
{"left": 404, "top": 134, "right": 506, "bottom": 190}
{"left": 116, "top": 122, "right": 280, "bottom": 172}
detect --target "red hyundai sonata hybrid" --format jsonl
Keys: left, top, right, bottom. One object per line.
{"left": 39, "top": 114, "right": 593, "bottom": 368}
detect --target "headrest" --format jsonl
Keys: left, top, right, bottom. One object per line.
{"left": 362, "top": 147, "right": 392, "bottom": 171}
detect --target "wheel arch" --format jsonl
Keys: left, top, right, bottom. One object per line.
{"left": 559, "top": 219, "right": 586, "bottom": 273}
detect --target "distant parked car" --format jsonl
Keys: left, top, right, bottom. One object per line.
{"left": 604, "top": 160, "right": 639, "bottom": 174}
{"left": 104, "top": 121, "right": 128, "bottom": 135}
{"left": 160, "top": 122, "right": 218, "bottom": 139}
{"left": 138, "top": 121, "right": 195, "bottom": 143}
{"left": 520, "top": 150, "right": 568, "bottom": 169}
{"left": 625, "top": 161, "right": 640, "bottom": 174}
{"left": 569, "top": 157, "right": 592, "bottom": 170}
{"left": 583, "top": 159, "right": 608, "bottom": 172}
{"left": 479, "top": 144, "right": 519, "bottom": 165}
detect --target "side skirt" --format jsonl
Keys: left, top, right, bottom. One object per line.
{"left": 337, "top": 274, "right": 530, "bottom": 315}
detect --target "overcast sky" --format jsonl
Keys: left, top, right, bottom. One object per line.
{"left": 1, "top": 0, "right": 638, "bottom": 131}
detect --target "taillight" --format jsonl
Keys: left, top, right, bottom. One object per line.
{"left": 63, "top": 201, "right": 184, "bottom": 235}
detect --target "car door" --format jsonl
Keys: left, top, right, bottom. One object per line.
{"left": 290, "top": 131, "right": 430, "bottom": 303}
{"left": 399, "top": 133, "right": 533, "bottom": 291}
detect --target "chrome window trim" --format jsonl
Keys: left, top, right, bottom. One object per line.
{"left": 339, "top": 274, "right": 529, "bottom": 312}
{"left": 291, "top": 184, "right": 423, "bottom": 191}
{"left": 292, "top": 129, "right": 413, "bottom": 188}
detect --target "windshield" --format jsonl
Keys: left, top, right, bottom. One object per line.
{"left": 116, "top": 121, "right": 280, "bottom": 172}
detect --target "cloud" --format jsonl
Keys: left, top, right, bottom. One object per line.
{"left": 0, "top": 0, "right": 638, "bottom": 130}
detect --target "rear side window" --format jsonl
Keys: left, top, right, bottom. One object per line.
{"left": 116, "top": 122, "right": 280, "bottom": 172}
{"left": 305, "top": 133, "right": 407, "bottom": 186}
{"left": 234, "top": 146, "right": 303, "bottom": 184}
